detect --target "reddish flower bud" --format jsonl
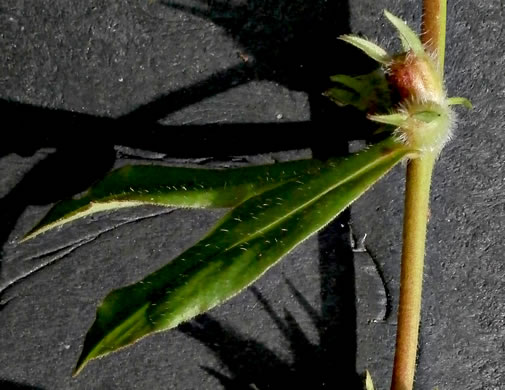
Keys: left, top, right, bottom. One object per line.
{"left": 388, "top": 51, "right": 444, "bottom": 104}
{"left": 334, "top": 10, "right": 470, "bottom": 156}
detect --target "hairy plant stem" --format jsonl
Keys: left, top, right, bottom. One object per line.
{"left": 390, "top": 1, "right": 447, "bottom": 389}
{"left": 422, "top": 0, "right": 447, "bottom": 72}
{"left": 391, "top": 153, "right": 436, "bottom": 390}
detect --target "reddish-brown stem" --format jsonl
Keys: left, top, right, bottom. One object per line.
{"left": 422, "top": 0, "right": 447, "bottom": 71}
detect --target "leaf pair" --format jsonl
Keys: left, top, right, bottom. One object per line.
{"left": 22, "top": 135, "right": 411, "bottom": 374}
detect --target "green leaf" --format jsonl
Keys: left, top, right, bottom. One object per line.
{"left": 329, "top": 73, "right": 366, "bottom": 91}
{"left": 324, "top": 87, "right": 357, "bottom": 107}
{"left": 22, "top": 160, "right": 322, "bottom": 241}
{"left": 447, "top": 96, "right": 473, "bottom": 109}
{"left": 73, "top": 136, "right": 412, "bottom": 375}
{"left": 325, "top": 69, "right": 392, "bottom": 113}
{"left": 384, "top": 10, "right": 424, "bottom": 56}
{"left": 339, "top": 35, "right": 390, "bottom": 64}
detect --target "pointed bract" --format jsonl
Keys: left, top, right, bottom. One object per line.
{"left": 447, "top": 96, "right": 473, "bottom": 109}
{"left": 364, "top": 370, "right": 375, "bottom": 390}
{"left": 368, "top": 112, "right": 408, "bottom": 127}
{"left": 384, "top": 10, "right": 424, "bottom": 56}
{"left": 339, "top": 35, "right": 390, "bottom": 64}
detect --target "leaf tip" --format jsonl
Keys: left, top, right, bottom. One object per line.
{"left": 338, "top": 34, "right": 390, "bottom": 65}
{"left": 383, "top": 9, "right": 424, "bottom": 55}
{"left": 19, "top": 233, "right": 34, "bottom": 244}
{"left": 72, "top": 342, "right": 96, "bottom": 377}
{"left": 72, "top": 363, "right": 84, "bottom": 378}
{"left": 364, "top": 370, "right": 375, "bottom": 390}
{"left": 19, "top": 224, "right": 47, "bottom": 243}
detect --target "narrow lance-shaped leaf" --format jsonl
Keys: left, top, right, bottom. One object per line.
{"left": 74, "top": 136, "right": 413, "bottom": 375}
{"left": 22, "top": 159, "right": 322, "bottom": 241}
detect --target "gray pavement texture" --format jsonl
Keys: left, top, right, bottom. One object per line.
{"left": 0, "top": 0, "right": 504, "bottom": 389}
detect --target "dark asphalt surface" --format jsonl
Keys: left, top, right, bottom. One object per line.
{"left": 1, "top": 1, "right": 503, "bottom": 389}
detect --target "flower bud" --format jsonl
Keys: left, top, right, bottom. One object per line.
{"left": 332, "top": 10, "right": 471, "bottom": 157}
{"left": 388, "top": 51, "right": 444, "bottom": 104}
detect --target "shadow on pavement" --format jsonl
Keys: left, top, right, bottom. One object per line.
{"left": 0, "top": 379, "right": 44, "bottom": 390}
{"left": 2, "top": 0, "right": 376, "bottom": 387}
{"left": 180, "top": 212, "right": 361, "bottom": 389}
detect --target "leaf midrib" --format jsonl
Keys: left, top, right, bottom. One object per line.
{"left": 225, "top": 146, "right": 402, "bottom": 252}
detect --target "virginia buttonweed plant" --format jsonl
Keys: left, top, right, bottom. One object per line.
{"left": 23, "top": 1, "right": 469, "bottom": 389}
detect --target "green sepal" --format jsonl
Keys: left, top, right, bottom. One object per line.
{"left": 384, "top": 10, "right": 424, "bottom": 56}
